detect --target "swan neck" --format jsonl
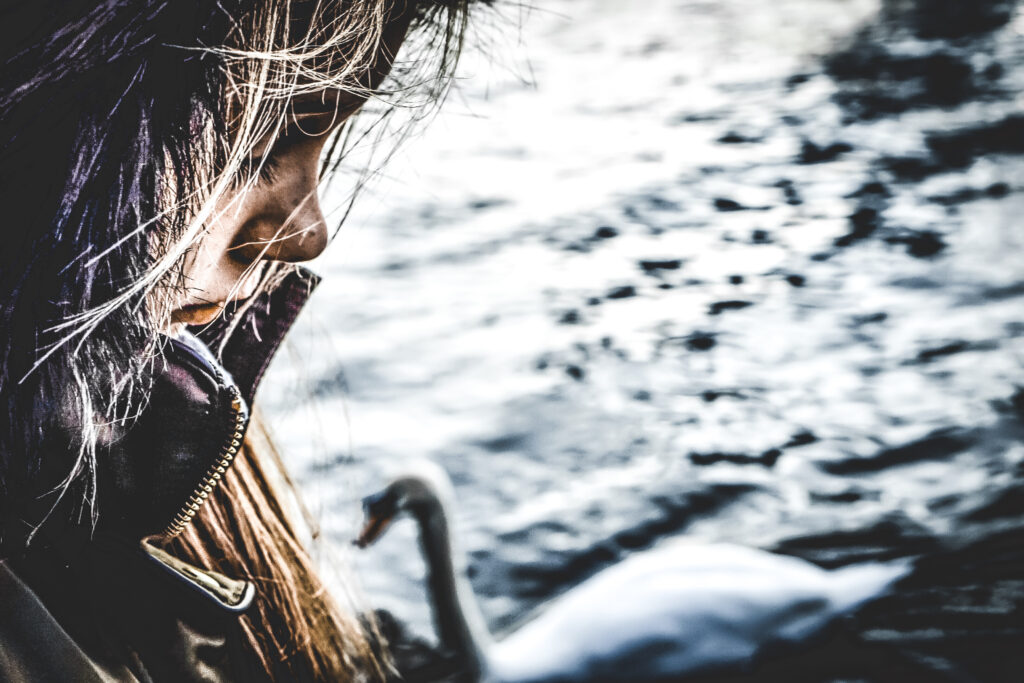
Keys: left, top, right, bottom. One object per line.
{"left": 418, "top": 500, "right": 493, "bottom": 674}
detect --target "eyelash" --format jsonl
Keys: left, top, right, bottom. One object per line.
{"left": 233, "top": 120, "right": 328, "bottom": 189}
{"left": 253, "top": 154, "right": 279, "bottom": 184}
{"left": 231, "top": 153, "right": 279, "bottom": 190}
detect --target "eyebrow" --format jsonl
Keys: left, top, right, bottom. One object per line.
{"left": 289, "top": 90, "right": 361, "bottom": 117}
{"left": 290, "top": 92, "right": 350, "bottom": 116}
{"left": 291, "top": 100, "right": 339, "bottom": 117}
{"left": 246, "top": 90, "right": 365, "bottom": 158}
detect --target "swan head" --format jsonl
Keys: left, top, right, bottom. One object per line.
{"left": 354, "top": 460, "right": 455, "bottom": 548}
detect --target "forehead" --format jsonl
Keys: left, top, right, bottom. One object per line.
{"left": 227, "top": 1, "right": 418, "bottom": 156}
{"left": 281, "top": 6, "right": 413, "bottom": 113}
{"left": 244, "top": 5, "right": 413, "bottom": 148}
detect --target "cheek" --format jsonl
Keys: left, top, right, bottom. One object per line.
{"left": 179, "top": 196, "right": 250, "bottom": 293}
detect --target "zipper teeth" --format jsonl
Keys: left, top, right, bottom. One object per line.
{"left": 163, "top": 384, "right": 248, "bottom": 538}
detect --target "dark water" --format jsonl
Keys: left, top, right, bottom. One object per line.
{"left": 262, "top": 0, "right": 1024, "bottom": 679}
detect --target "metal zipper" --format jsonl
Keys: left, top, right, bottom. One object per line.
{"left": 141, "top": 537, "right": 256, "bottom": 612}
{"left": 162, "top": 378, "right": 250, "bottom": 538}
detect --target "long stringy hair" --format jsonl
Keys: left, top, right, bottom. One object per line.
{"left": 169, "top": 413, "right": 380, "bottom": 680}
{"left": 0, "top": 0, "right": 489, "bottom": 679}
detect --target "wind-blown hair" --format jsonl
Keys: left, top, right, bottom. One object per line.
{"left": 0, "top": 0, "right": 484, "bottom": 679}
{"left": 0, "top": 0, "right": 474, "bottom": 538}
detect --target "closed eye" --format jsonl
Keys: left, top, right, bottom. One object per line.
{"left": 230, "top": 151, "right": 281, "bottom": 189}
{"left": 240, "top": 123, "right": 307, "bottom": 187}
{"left": 252, "top": 153, "right": 280, "bottom": 185}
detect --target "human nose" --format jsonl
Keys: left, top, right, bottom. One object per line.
{"left": 231, "top": 141, "right": 329, "bottom": 264}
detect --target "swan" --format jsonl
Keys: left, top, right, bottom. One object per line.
{"left": 355, "top": 463, "right": 908, "bottom": 682}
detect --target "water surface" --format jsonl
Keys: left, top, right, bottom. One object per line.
{"left": 263, "top": 1, "right": 1024, "bottom": 678}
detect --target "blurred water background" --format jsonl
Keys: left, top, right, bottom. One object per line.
{"left": 261, "top": 0, "right": 1024, "bottom": 679}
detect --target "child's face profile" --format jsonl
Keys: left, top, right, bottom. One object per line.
{"left": 170, "top": 12, "right": 412, "bottom": 327}
{"left": 169, "top": 93, "right": 343, "bottom": 327}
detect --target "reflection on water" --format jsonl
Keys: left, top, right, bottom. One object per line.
{"left": 262, "top": 0, "right": 1024, "bottom": 679}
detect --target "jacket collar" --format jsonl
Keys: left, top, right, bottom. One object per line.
{"left": 5, "top": 268, "right": 320, "bottom": 583}
{"left": 189, "top": 266, "right": 320, "bottom": 407}
{"left": 90, "top": 265, "right": 320, "bottom": 541}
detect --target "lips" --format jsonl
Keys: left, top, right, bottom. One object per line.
{"left": 171, "top": 291, "right": 254, "bottom": 326}
{"left": 171, "top": 303, "right": 225, "bottom": 326}
{"left": 171, "top": 264, "right": 267, "bottom": 326}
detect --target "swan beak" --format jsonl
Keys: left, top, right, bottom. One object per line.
{"left": 354, "top": 511, "right": 395, "bottom": 548}
{"left": 355, "top": 490, "right": 398, "bottom": 548}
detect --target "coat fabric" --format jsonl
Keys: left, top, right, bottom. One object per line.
{"left": 0, "top": 267, "right": 320, "bottom": 682}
